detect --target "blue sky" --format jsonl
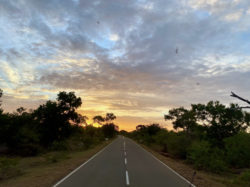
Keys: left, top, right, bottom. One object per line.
{"left": 0, "top": 0, "right": 250, "bottom": 130}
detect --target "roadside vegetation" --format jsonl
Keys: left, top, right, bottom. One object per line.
{"left": 128, "top": 101, "right": 250, "bottom": 186}
{"left": 0, "top": 89, "right": 118, "bottom": 184}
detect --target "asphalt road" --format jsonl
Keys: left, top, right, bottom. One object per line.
{"left": 54, "top": 136, "right": 194, "bottom": 187}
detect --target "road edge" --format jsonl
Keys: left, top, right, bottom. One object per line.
{"left": 128, "top": 137, "right": 196, "bottom": 187}
{"left": 53, "top": 138, "right": 117, "bottom": 187}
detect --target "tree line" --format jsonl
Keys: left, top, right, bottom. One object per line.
{"left": 128, "top": 101, "right": 250, "bottom": 173}
{"left": 0, "top": 89, "right": 118, "bottom": 156}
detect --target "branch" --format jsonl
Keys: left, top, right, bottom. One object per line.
{"left": 240, "top": 106, "right": 250, "bottom": 109}
{"left": 231, "top": 92, "right": 250, "bottom": 105}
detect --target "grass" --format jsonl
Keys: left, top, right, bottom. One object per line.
{"left": 0, "top": 140, "right": 112, "bottom": 187}
{"left": 137, "top": 142, "right": 249, "bottom": 187}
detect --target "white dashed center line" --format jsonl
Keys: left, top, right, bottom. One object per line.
{"left": 126, "top": 170, "right": 130, "bottom": 186}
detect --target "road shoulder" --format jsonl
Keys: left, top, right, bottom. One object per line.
{"left": 0, "top": 140, "right": 113, "bottom": 187}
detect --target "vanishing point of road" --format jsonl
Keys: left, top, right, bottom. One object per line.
{"left": 54, "top": 136, "right": 194, "bottom": 187}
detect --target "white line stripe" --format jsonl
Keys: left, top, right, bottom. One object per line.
{"left": 124, "top": 151, "right": 126, "bottom": 156}
{"left": 53, "top": 139, "right": 117, "bottom": 187}
{"left": 126, "top": 170, "right": 130, "bottom": 186}
{"left": 129, "top": 139, "right": 196, "bottom": 187}
{"left": 125, "top": 158, "right": 127, "bottom": 165}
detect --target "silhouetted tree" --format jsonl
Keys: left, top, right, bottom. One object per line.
{"left": 77, "top": 114, "right": 88, "bottom": 126}
{"left": 231, "top": 92, "right": 250, "bottom": 109}
{"left": 0, "top": 89, "right": 3, "bottom": 114}
{"left": 165, "top": 107, "right": 197, "bottom": 133}
{"left": 165, "top": 101, "right": 250, "bottom": 146}
{"left": 102, "top": 123, "right": 117, "bottom": 138}
{"left": 34, "top": 91, "right": 82, "bottom": 146}
{"left": 105, "top": 113, "right": 116, "bottom": 122}
{"left": 93, "top": 115, "right": 105, "bottom": 125}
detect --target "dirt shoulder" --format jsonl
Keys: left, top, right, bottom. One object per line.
{"left": 0, "top": 140, "right": 112, "bottom": 187}
{"left": 140, "top": 144, "right": 234, "bottom": 187}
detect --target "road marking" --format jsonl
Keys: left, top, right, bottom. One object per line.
{"left": 124, "top": 151, "right": 126, "bottom": 156}
{"left": 126, "top": 170, "right": 130, "bottom": 186}
{"left": 123, "top": 141, "right": 126, "bottom": 150}
{"left": 129, "top": 139, "right": 196, "bottom": 187}
{"left": 53, "top": 140, "right": 116, "bottom": 187}
{"left": 125, "top": 158, "right": 127, "bottom": 165}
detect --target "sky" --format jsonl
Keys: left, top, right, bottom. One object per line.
{"left": 0, "top": 0, "right": 250, "bottom": 131}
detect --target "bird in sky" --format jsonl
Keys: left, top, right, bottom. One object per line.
{"left": 176, "top": 48, "right": 178, "bottom": 54}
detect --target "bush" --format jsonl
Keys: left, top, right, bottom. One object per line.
{"left": 165, "top": 132, "right": 191, "bottom": 159}
{"left": 0, "top": 157, "right": 21, "bottom": 180}
{"left": 187, "top": 141, "right": 227, "bottom": 173}
{"left": 45, "top": 152, "right": 70, "bottom": 163}
{"left": 50, "top": 141, "right": 69, "bottom": 151}
{"left": 224, "top": 132, "right": 250, "bottom": 168}
{"left": 233, "top": 170, "right": 250, "bottom": 186}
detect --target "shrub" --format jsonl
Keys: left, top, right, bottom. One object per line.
{"left": 0, "top": 157, "right": 20, "bottom": 180}
{"left": 45, "top": 152, "right": 70, "bottom": 163}
{"left": 233, "top": 170, "right": 250, "bottom": 186}
{"left": 187, "top": 141, "right": 227, "bottom": 173}
{"left": 166, "top": 132, "right": 191, "bottom": 159}
{"left": 50, "top": 141, "right": 69, "bottom": 151}
{"left": 224, "top": 132, "right": 250, "bottom": 168}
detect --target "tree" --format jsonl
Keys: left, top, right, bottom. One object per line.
{"left": 102, "top": 123, "right": 117, "bottom": 138}
{"left": 57, "top": 91, "right": 82, "bottom": 125}
{"left": 165, "top": 107, "right": 197, "bottom": 133}
{"left": 165, "top": 101, "right": 250, "bottom": 146}
{"left": 34, "top": 91, "right": 82, "bottom": 146}
{"left": 93, "top": 113, "right": 116, "bottom": 125}
{"left": 105, "top": 113, "right": 116, "bottom": 122}
{"left": 93, "top": 115, "right": 105, "bottom": 125}
{"left": 192, "top": 101, "right": 250, "bottom": 146}
{"left": 147, "top": 124, "right": 162, "bottom": 136}
{"left": 231, "top": 92, "right": 250, "bottom": 109}
{"left": 77, "top": 114, "right": 88, "bottom": 126}
{"left": 0, "top": 89, "right": 3, "bottom": 114}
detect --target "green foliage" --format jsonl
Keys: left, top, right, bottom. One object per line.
{"left": 0, "top": 157, "right": 20, "bottom": 180}
{"left": 192, "top": 101, "right": 249, "bottom": 146}
{"left": 164, "top": 132, "right": 191, "bottom": 159}
{"left": 45, "top": 152, "right": 70, "bottom": 163}
{"left": 166, "top": 101, "right": 250, "bottom": 147}
{"left": 232, "top": 170, "right": 250, "bottom": 186}
{"left": 129, "top": 100, "right": 250, "bottom": 174}
{"left": 224, "top": 132, "right": 250, "bottom": 168}
{"left": 165, "top": 107, "right": 197, "bottom": 133}
{"left": 187, "top": 141, "right": 227, "bottom": 173}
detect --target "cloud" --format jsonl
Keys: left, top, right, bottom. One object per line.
{"left": 0, "top": 0, "right": 250, "bottom": 130}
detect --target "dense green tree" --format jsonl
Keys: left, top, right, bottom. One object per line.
{"left": 192, "top": 101, "right": 250, "bottom": 145}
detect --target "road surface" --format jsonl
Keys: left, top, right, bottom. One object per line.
{"left": 54, "top": 136, "right": 194, "bottom": 187}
